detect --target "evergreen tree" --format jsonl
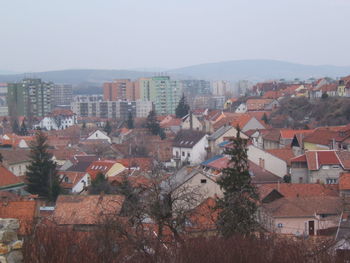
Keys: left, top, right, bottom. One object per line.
{"left": 12, "top": 119, "right": 20, "bottom": 135}
{"left": 261, "top": 113, "right": 269, "bottom": 125}
{"left": 127, "top": 111, "right": 134, "bottom": 129}
{"left": 20, "top": 121, "right": 28, "bottom": 136}
{"left": 159, "top": 128, "right": 166, "bottom": 140}
{"left": 146, "top": 110, "right": 161, "bottom": 135}
{"left": 175, "top": 93, "right": 190, "bottom": 118}
{"left": 104, "top": 120, "right": 112, "bottom": 135}
{"left": 89, "top": 172, "right": 114, "bottom": 194}
{"left": 216, "top": 127, "right": 259, "bottom": 237}
{"left": 26, "top": 131, "right": 61, "bottom": 202}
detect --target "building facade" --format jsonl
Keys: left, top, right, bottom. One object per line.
{"left": 51, "top": 84, "right": 73, "bottom": 108}
{"left": 138, "top": 76, "right": 182, "bottom": 115}
{"left": 103, "top": 79, "right": 139, "bottom": 101}
{"left": 7, "top": 78, "right": 53, "bottom": 117}
{"left": 71, "top": 100, "right": 152, "bottom": 119}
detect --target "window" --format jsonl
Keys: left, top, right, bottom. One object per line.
{"left": 187, "top": 152, "right": 190, "bottom": 157}
{"left": 201, "top": 179, "right": 207, "bottom": 184}
{"left": 299, "top": 177, "right": 303, "bottom": 183}
{"left": 277, "top": 223, "right": 283, "bottom": 228}
{"left": 182, "top": 152, "right": 185, "bottom": 157}
{"left": 64, "top": 177, "right": 69, "bottom": 183}
{"left": 326, "top": 178, "right": 337, "bottom": 184}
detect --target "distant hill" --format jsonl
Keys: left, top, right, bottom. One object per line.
{"left": 0, "top": 69, "right": 156, "bottom": 85}
{"left": 1, "top": 60, "right": 350, "bottom": 86}
{"left": 168, "top": 60, "right": 350, "bottom": 81}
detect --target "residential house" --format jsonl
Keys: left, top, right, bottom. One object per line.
{"left": 172, "top": 130, "right": 208, "bottom": 166}
{"left": 0, "top": 149, "right": 31, "bottom": 177}
{"left": 302, "top": 126, "right": 350, "bottom": 151}
{"left": 339, "top": 173, "right": 350, "bottom": 196}
{"left": 290, "top": 150, "right": 350, "bottom": 184}
{"left": 181, "top": 113, "right": 203, "bottom": 131}
{"left": 207, "top": 125, "right": 246, "bottom": 156}
{"left": 38, "top": 109, "right": 77, "bottom": 130}
{"left": 58, "top": 171, "right": 91, "bottom": 193}
{"left": 261, "top": 196, "right": 341, "bottom": 236}
{"left": 85, "top": 130, "right": 111, "bottom": 144}
{"left": 247, "top": 144, "right": 290, "bottom": 178}
{"left": 86, "top": 160, "right": 126, "bottom": 180}
{"left": 246, "top": 99, "right": 279, "bottom": 112}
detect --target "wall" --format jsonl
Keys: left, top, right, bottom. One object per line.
{"left": 0, "top": 218, "right": 23, "bottom": 263}
{"left": 247, "top": 145, "right": 288, "bottom": 178}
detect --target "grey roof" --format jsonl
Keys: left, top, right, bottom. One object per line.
{"left": 173, "top": 130, "right": 206, "bottom": 148}
{"left": 208, "top": 125, "right": 233, "bottom": 141}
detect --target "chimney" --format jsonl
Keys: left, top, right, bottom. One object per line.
{"left": 189, "top": 111, "right": 193, "bottom": 130}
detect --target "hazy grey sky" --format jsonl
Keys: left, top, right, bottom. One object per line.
{"left": 1, "top": 0, "right": 349, "bottom": 72}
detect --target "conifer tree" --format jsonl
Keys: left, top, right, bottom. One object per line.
{"left": 104, "top": 120, "right": 112, "bottom": 135}
{"left": 261, "top": 113, "right": 269, "bottom": 125}
{"left": 26, "top": 131, "right": 61, "bottom": 202}
{"left": 175, "top": 93, "right": 190, "bottom": 118}
{"left": 216, "top": 127, "right": 259, "bottom": 237}
{"left": 20, "top": 121, "right": 28, "bottom": 136}
{"left": 127, "top": 111, "right": 134, "bottom": 129}
{"left": 12, "top": 119, "right": 20, "bottom": 135}
{"left": 146, "top": 110, "right": 161, "bottom": 135}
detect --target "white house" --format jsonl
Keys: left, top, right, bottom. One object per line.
{"left": 86, "top": 130, "right": 112, "bottom": 144}
{"left": 181, "top": 113, "right": 203, "bottom": 131}
{"left": 39, "top": 109, "right": 77, "bottom": 130}
{"left": 172, "top": 130, "right": 208, "bottom": 166}
{"left": 247, "top": 144, "right": 289, "bottom": 178}
{"left": 59, "top": 171, "right": 91, "bottom": 193}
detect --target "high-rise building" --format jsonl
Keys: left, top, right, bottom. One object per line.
{"left": 138, "top": 76, "right": 182, "bottom": 115}
{"left": 0, "top": 83, "right": 8, "bottom": 116}
{"left": 103, "top": 79, "right": 139, "bottom": 101}
{"left": 212, "top": 80, "right": 232, "bottom": 96}
{"left": 7, "top": 78, "right": 53, "bottom": 118}
{"left": 71, "top": 100, "right": 152, "bottom": 119}
{"left": 181, "top": 80, "right": 210, "bottom": 95}
{"left": 51, "top": 84, "right": 73, "bottom": 108}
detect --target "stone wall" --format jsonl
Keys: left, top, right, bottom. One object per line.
{"left": 0, "top": 219, "right": 23, "bottom": 263}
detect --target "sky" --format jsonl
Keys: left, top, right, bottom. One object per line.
{"left": 1, "top": 0, "right": 350, "bottom": 72}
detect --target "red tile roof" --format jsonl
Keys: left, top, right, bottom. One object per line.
{"left": 266, "top": 148, "right": 295, "bottom": 165}
{"left": 246, "top": 99, "right": 273, "bottom": 111}
{"left": 258, "top": 183, "right": 339, "bottom": 200}
{"left": 54, "top": 195, "right": 125, "bottom": 225}
{"left": 86, "top": 160, "right": 117, "bottom": 179}
{"left": 280, "top": 129, "right": 314, "bottom": 140}
{"left": 115, "top": 158, "right": 153, "bottom": 172}
{"left": 291, "top": 150, "right": 350, "bottom": 171}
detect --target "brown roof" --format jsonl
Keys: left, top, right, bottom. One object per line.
{"left": 266, "top": 148, "right": 295, "bottom": 165}
{"left": 263, "top": 196, "right": 342, "bottom": 218}
{"left": 261, "top": 128, "right": 281, "bottom": 142}
{"left": 54, "top": 195, "right": 125, "bottom": 225}
{"left": 173, "top": 130, "right": 206, "bottom": 148}
{"left": 339, "top": 173, "right": 350, "bottom": 191}
{"left": 0, "top": 149, "right": 31, "bottom": 164}
{"left": 246, "top": 99, "right": 273, "bottom": 111}
{"left": 258, "top": 183, "right": 339, "bottom": 200}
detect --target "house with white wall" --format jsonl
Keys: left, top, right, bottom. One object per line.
{"left": 86, "top": 130, "right": 112, "bottom": 144}
{"left": 39, "top": 109, "right": 77, "bottom": 130}
{"left": 172, "top": 130, "right": 208, "bottom": 166}
{"left": 247, "top": 144, "right": 289, "bottom": 178}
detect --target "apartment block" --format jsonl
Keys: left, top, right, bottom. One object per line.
{"left": 138, "top": 76, "right": 182, "bottom": 115}
{"left": 7, "top": 78, "right": 53, "bottom": 117}
{"left": 51, "top": 84, "right": 73, "bottom": 108}
{"left": 71, "top": 100, "right": 152, "bottom": 119}
{"left": 0, "top": 83, "right": 8, "bottom": 116}
{"left": 103, "top": 79, "right": 139, "bottom": 101}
